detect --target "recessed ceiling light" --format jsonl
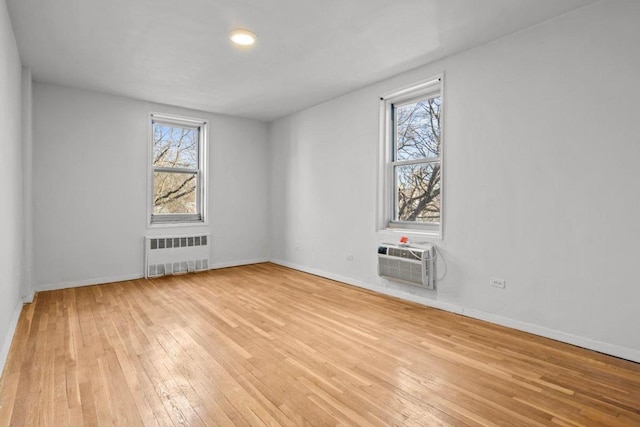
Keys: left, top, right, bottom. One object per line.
{"left": 229, "top": 29, "right": 256, "bottom": 47}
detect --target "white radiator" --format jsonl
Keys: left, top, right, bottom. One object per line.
{"left": 377, "top": 244, "right": 436, "bottom": 289}
{"left": 145, "top": 234, "right": 210, "bottom": 278}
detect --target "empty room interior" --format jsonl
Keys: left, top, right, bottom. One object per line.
{"left": 1, "top": 0, "right": 640, "bottom": 425}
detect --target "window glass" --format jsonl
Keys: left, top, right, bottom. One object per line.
{"left": 153, "top": 171, "right": 197, "bottom": 215}
{"left": 395, "top": 163, "right": 440, "bottom": 223}
{"left": 395, "top": 97, "right": 441, "bottom": 161}
{"left": 150, "top": 114, "right": 206, "bottom": 224}
{"left": 153, "top": 124, "right": 199, "bottom": 169}
{"left": 380, "top": 77, "right": 443, "bottom": 235}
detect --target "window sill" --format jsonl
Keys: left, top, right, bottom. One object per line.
{"left": 377, "top": 227, "right": 442, "bottom": 242}
{"left": 147, "top": 221, "right": 209, "bottom": 230}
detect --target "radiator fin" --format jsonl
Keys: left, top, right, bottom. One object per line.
{"left": 149, "top": 235, "right": 208, "bottom": 250}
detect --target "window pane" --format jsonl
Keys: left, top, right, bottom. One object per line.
{"left": 395, "top": 163, "right": 440, "bottom": 223}
{"left": 395, "top": 96, "right": 441, "bottom": 161}
{"left": 153, "top": 171, "right": 197, "bottom": 214}
{"left": 153, "top": 123, "right": 199, "bottom": 169}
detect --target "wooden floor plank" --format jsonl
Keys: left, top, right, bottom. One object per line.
{"left": 1, "top": 262, "right": 639, "bottom": 426}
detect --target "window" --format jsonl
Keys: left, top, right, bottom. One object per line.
{"left": 149, "top": 114, "right": 207, "bottom": 225}
{"left": 379, "top": 76, "right": 443, "bottom": 235}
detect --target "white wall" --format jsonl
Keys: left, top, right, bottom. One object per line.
{"left": 0, "top": 0, "right": 24, "bottom": 372}
{"left": 32, "top": 83, "right": 269, "bottom": 290}
{"left": 21, "top": 67, "right": 33, "bottom": 302}
{"left": 269, "top": 0, "right": 640, "bottom": 361}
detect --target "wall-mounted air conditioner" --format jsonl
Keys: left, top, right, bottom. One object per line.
{"left": 377, "top": 244, "right": 436, "bottom": 289}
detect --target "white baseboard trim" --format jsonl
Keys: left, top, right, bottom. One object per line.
{"left": 32, "top": 259, "right": 270, "bottom": 293}
{"left": 34, "top": 273, "right": 144, "bottom": 293}
{"left": 209, "top": 258, "right": 269, "bottom": 270}
{"left": 270, "top": 259, "right": 463, "bottom": 315}
{"left": 462, "top": 309, "right": 640, "bottom": 363}
{"left": 269, "top": 259, "right": 640, "bottom": 364}
{"left": 21, "top": 292, "right": 35, "bottom": 304}
{"left": 0, "top": 300, "right": 24, "bottom": 378}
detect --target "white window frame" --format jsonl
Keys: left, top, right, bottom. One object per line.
{"left": 148, "top": 113, "right": 208, "bottom": 227}
{"left": 378, "top": 75, "right": 444, "bottom": 238}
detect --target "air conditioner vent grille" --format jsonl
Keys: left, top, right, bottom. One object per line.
{"left": 386, "top": 247, "right": 423, "bottom": 260}
{"left": 377, "top": 244, "right": 435, "bottom": 289}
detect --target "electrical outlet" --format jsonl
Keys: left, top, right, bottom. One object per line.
{"left": 490, "top": 277, "right": 506, "bottom": 289}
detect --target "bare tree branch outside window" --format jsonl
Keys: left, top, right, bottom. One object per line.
{"left": 152, "top": 123, "right": 199, "bottom": 215}
{"left": 394, "top": 96, "right": 441, "bottom": 223}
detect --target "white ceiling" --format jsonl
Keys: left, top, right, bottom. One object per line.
{"left": 7, "top": 0, "right": 597, "bottom": 121}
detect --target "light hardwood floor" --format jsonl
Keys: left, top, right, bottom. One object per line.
{"left": 1, "top": 263, "right": 639, "bottom": 426}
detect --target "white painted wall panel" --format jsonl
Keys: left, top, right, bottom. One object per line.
{"left": 0, "top": 0, "right": 24, "bottom": 373}
{"left": 269, "top": 1, "right": 640, "bottom": 358}
{"left": 32, "top": 83, "right": 269, "bottom": 289}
